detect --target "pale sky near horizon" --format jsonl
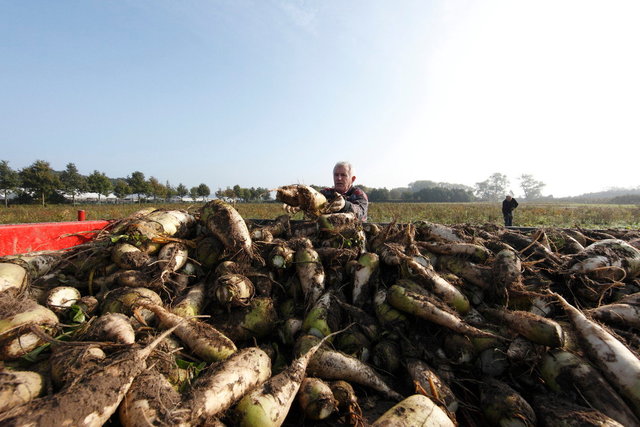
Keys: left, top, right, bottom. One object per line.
{"left": 1, "top": 1, "right": 638, "bottom": 198}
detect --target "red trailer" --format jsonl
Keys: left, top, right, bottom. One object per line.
{"left": 0, "top": 210, "right": 111, "bottom": 256}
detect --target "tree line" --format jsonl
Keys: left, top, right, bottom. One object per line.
{"left": 1, "top": 160, "right": 548, "bottom": 207}
{"left": 358, "top": 173, "right": 546, "bottom": 203}
{"left": 0, "top": 160, "right": 272, "bottom": 207}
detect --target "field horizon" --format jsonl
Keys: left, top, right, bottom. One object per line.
{"left": 1, "top": 201, "right": 638, "bottom": 230}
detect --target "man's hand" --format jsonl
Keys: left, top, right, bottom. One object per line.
{"left": 322, "top": 194, "right": 345, "bottom": 214}
{"left": 282, "top": 204, "right": 301, "bottom": 215}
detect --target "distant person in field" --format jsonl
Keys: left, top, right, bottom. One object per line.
{"left": 321, "top": 161, "right": 368, "bottom": 221}
{"left": 502, "top": 195, "right": 519, "bottom": 226}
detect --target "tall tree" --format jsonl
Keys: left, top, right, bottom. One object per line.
{"left": 113, "top": 180, "right": 131, "bottom": 200}
{"left": 189, "top": 186, "right": 199, "bottom": 201}
{"left": 238, "top": 187, "right": 250, "bottom": 201}
{"left": 126, "top": 171, "right": 148, "bottom": 202}
{"left": 0, "top": 160, "right": 20, "bottom": 207}
{"left": 164, "top": 181, "right": 175, "bottom": 201}
{"left": 197, "top": 183, "right": 210, "bottom": 201}
{"left": 19, "top": 160, "right": 61, "bottom": 206}
{"left": 223, "top": 187, "right": 235, "bottom": 200}
{"left": 232, "top": 184, "right": 241, "bottom": 201}
{"left": 519, "top": 174, "right": 546, "bottom": 200}
{"left": 60, "top": 163, "right": 87, "bottom": 205}
{"left": 215, "top": 187, "right": 226, "bottom": 200}
{"left": 257, "top": 187, "right": 272, "bottom": 201}
{"left": 176, "top": 183, "right": 188, "bottom": 201}
{"left": 389, "top": 187, "right": 409, "bottom": 200}
{"left": 474, "top": 173, "right": 509, "bottom": 201}
{"left": 246, "top": 187, "right": 256, "bottom": 201}
{"left": 147, "top": 176, "right": 165, "bottom": 201}
{"left": 368, "top": 188, "right": 390, "bottom": 202}
{"left": 87, "top": 170, "right": 113, "bottom": 202}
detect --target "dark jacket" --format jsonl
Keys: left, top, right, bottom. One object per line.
{"left": 321, "top": 186, "right": 368, "bottom": 221}
{"left": 502, "top": 198, "right": 518, "bottom": 214}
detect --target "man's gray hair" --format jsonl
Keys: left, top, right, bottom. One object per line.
{"left": 334, "top": 161, "right": 354, "bottom": 176}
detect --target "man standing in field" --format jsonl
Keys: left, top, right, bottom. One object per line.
{"left": 502, "top": 195, "right": 519, "bottom": 226}
{"left": 321, "top": 161, "right": 368, "bottom": 221}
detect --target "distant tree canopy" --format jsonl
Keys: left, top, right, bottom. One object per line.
{"left": 519, "top": 174, "right": 546, "bottom": 200}
{"left": 113, "top": 180, "right": 131, "bottom": 199}
{"left": 408, "top": 180, "right": 473, "bottom": 192}
{"left": 474, "top": 173, "right": 510, "bottom": 201}
{"left": 147, "top": 177, "right": 165, "bottom": 201}
{"left": 0, "top": 160, "right": 21, "bottom": 207}
{"left": 165, "top": 181, "right": 176, "bottom": 199}
{"left": 87, "top": 170, "right": 113, "bottom": 201}
{"left": 127, "top": 171, "right": 149, "bottom": 202}
{"left": 19, "top": 160, "right": 62, "bottom": 206}
{"left": 189, "top": 186, "right": 199, "bottom": 201}
{"left": 176, "top": 183, "right": 188, "bottom": 200}
{"left": 196, "top": 183, "right": 211, "bottom": 201}
{"left": 215, "top": 186, "right": 273, "bottom": 202}
{"left": 404, "top": 187, "right": 475, "bottom": 202}
{"left": 608, "top": 194, "right": 640, "bottom": 204}
{"left": 368, "top": 187, "right": 390, "bottom": 202}
{"left": 60, "top": 163, "right": 88, "bottom": 204}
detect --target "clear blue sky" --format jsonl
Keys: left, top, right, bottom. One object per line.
{"left": 2, "top": 1, "right": 639, "bottom": 197}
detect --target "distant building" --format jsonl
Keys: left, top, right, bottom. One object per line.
{"left": 64, "top": 192, "right": 118, "bottom": 203}
{"left": 1, "top": 190, "right": 200, "bottom": 204}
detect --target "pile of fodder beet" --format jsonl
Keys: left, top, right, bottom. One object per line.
{"left": 2, "top": 200, "right": 640, "bottom": 426}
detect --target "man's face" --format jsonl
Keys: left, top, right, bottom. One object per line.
{"left": 333, "top": 165, "right": 354, "bottom": 193}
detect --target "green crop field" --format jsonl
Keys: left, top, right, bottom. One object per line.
{"left": 1, "top": 202, "right": 639, "bottom": 229}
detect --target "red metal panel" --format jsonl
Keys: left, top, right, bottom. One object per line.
{"left": 0, "top": 220, "right": 111, "bottom": 256}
